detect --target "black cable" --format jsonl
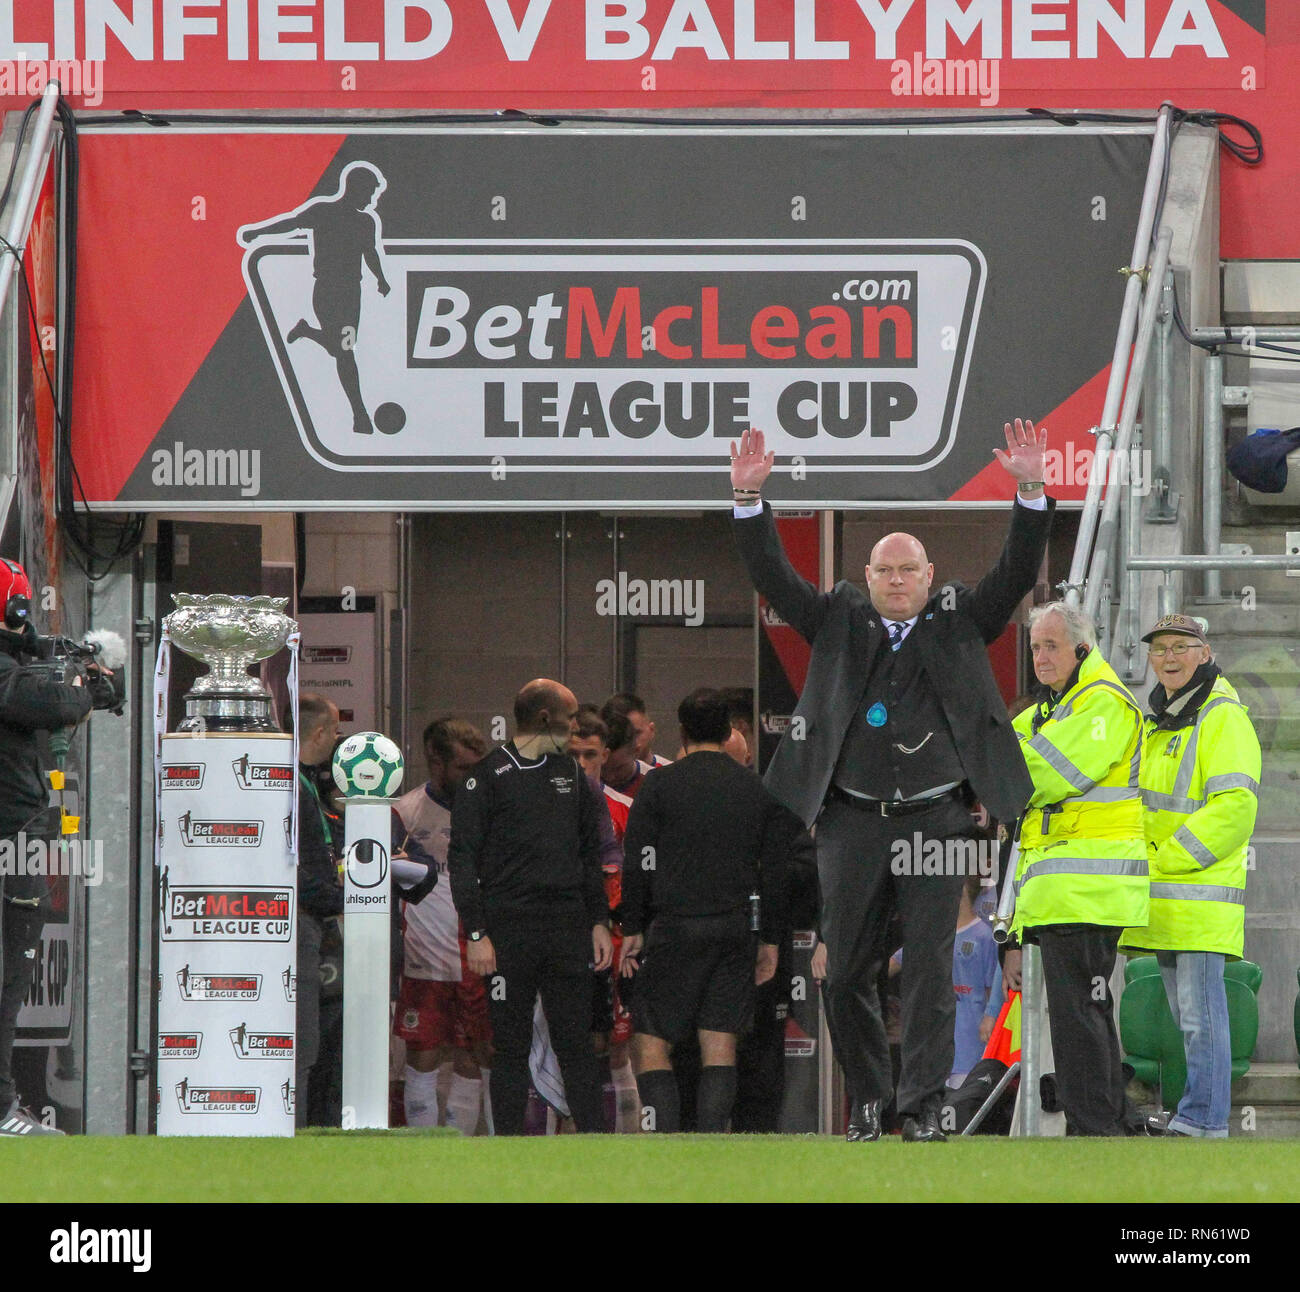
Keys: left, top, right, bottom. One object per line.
{"left": 70, "top": 105, "right": 1176, "bottom": 132}
{"left": 0, "top": 100, "right": 39, "bottom": 215}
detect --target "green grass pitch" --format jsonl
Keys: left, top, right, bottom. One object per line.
{"left": 3, "top": 1133, "right": 1297, "bottom": 1203}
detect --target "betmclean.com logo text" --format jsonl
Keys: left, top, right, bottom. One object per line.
{"left": 231, "top": 755, "right": 294, "bottom": 791}
{"left": 161, "top": 762, "right": 205, "bottom": 790}
{"left": 164, "top": 887, "right": 293, "bottom": 942}
{"left": 229, "top": 1022, "right": 294, "bottom": 1060}
{"left": 157, "top": 1031, "right": 202, "bottom": 1059}
{"left": 175, "top": 1080, "right": 260, "bottom": 1114}
{"left": 420, "top": 272, "right": 919, "bottom": 442}
{"left": 178, "top": 812, "right": 263, "bottom": 847}
{"left": 176, "top": 968, "right": 262, "bottom": 1001}
{"left": 244, "top": 239, "right": 983, "bottom": 473}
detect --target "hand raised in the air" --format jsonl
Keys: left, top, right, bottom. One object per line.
{"left": 992, "top": 418, "right": 1048, "bottom": 484}
{"left": 729, "top": 426, "right": 775, "bottom": 494}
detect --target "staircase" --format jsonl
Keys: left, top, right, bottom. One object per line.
{"left": 1192, "top": 496, "right": 1300, "bottom": 1078}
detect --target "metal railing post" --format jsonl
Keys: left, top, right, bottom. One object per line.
{"left": 1020, "top": 943, "right": 1044, "bottom": 1136}
{"left": 1083, "top": 228, "right": 1174, "bottom": 621}
{"left": 0, "top": 81, "right": 62, "bottom": 323}
{"left": 1203, "top": 351, "right": 1225, "bottom": 602}
{"left": 1065, "top": 105, "right": 1173, "bottom": 607}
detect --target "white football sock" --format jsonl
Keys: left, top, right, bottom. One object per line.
{"left": 445, "top": 1073, "right": 483, "bottom": 1135}
{"left": 404, "top": 1066, "right": 440, "bottom": 1128}
{"left": 612, "top": 1059, "right": 641, "bottom": 1134}
{"left": 479, "top": 1068, "right": 494, "bottom": 1135}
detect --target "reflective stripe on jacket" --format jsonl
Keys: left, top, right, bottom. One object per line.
{"left": 1120, "top": 675, "right": 1259, "bottom": 959}
{"left": 1012, "top": 650, "right": 1149, "bottom": 934}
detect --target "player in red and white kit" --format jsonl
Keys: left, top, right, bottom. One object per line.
{"left": 569, "top": 705, "right": 656, "bottom": 1132}
{"left": 605, "top": 690, "right": 673, "bottom": 768}
{"left": 393, "top": 718, "right": 493, "bottom": 1133}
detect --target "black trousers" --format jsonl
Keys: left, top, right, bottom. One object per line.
{"left": 816, "top": 795, "right": 970, "bottom": 1117}
{"left": 1036, "top": 923, "right": 1128, "bottom": 1136}
{"left": 732, "top": 977, "right": 787, "bottom": 1133}
{"left": 295, "top": 913, "right": 323, "bottom": 1129}
{"left": 488, "top": 919, "right": 605, "bottom": 1135}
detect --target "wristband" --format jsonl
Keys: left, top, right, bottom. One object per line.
{"left": 1016, "top": 481, "right": 1046, "bottom": 496}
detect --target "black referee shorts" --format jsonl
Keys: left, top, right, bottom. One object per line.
{"left": 633, "top": 912, "right": 755, "bottom": 1046}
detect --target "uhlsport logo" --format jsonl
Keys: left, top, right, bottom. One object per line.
{"left": 228, "top": 1020, "right": 294, "bottom": 1060}
{"left": 282, "top": 964, "right": 297, "bottom": 1002}
{"left": 239, "top": 162, "right": 984, "bottom": 475}
{"left": 177, "top": 810, "right": 264, "bottom": 847}
{"left": 157, "top": 1031, "right": 202, "bottom": 1059}
{"left": 176, "top": 967, "right": 262, "bottom": 1001}
{"left": 175, "top": 1078, "right": 261, "bottom": 1114}
{"left": 161, "top": 762, "right": 206, "bottom": 790}
{"left": 231, "top": 753, "right": 295, "bottom": 791}
{"left": 344, "top": 837, "right": 388, "bottom": 910}
{"left": 162, "top": 886, "right": 293, "bottom": 942}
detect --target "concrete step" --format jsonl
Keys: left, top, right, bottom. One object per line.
{"left": 1233, "top": 1062, "right": 1300, "bottom": 1138}
{"left": 1232, "top": 1062, "right": 1300, "bottom": 1105}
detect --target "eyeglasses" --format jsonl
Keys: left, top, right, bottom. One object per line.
{"left": 1146, "top": 642, "right": 1199, "bottom": 658}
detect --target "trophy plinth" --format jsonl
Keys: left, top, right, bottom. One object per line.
{"left": 163, "top": 594, "right": 297, "bottom": 733}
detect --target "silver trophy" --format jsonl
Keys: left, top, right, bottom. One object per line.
{"left": 164, "top": 593, "right": 297, "bottom": 733}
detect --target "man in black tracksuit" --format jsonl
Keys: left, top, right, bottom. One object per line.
{"left": 448, "top": 678, "right": 612, "bottom": 1135}
{"left": 621, "top": 687, "right": 790, "bottom": 1133}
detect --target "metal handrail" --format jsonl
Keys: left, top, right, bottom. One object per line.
{"left": 1082, "top": 228, "right": 1174, "bottom": 620}
{"left": 0, "top": 81, "right": 62, "bottom": 324}
{"left": 1063, "top": 104, "right": 1173, "bottom": 607}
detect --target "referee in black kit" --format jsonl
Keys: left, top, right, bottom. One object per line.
{"left": 448, "top": 678, "right": 613, "bottom": 1135}
{"left": 621, "top": 688, "right": 789, "bottom": 1133}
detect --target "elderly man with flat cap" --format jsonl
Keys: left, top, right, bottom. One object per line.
{"left": 729, "top": 421, "right": 1053, "bottom": 1142}
{"left": 1121, "top": 614, "right": 1261, "bottom": 1139}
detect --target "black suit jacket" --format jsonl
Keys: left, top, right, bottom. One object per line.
{"left": 732, "top": 499, "right": 1055, "bottom": 827}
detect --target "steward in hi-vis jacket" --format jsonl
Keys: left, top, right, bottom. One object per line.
{"left": 1121, "top": 613, "right": 1260, "bottom": 1138}
{"left": 1010, "top": 601, "right": 1148, "bottom": 1137}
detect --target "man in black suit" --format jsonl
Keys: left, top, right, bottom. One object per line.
{"left": 729, "top": 422, "right": 1053, "bottom": 1142}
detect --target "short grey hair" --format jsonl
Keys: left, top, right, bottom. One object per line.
{"left": 1028, "top": 600, "right": 1098, "bottom": 651}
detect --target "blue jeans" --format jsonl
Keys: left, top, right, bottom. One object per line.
{"left": 1157, "top": 950, "right": 1231, "bottom": 1138}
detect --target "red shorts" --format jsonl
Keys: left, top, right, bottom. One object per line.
{"left": 394, "top": 974, "right": 491, "bottom": 1052}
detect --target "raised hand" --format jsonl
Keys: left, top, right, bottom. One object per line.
{"left": 729, "top": 426, "right": 775, "bottom": 494}
{"left": 992, "top": 418, "right": 1048, "bottom": 485}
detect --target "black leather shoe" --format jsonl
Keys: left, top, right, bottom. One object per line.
{"left": 901, "top": 1107, "right": 948, "bottom": 1142}
{"left": 845, "top": 1099, "right": 883, "bottom": 1142}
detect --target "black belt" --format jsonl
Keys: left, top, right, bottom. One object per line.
{"left": 828, "top": 784, "right": 966, "bottom": 817}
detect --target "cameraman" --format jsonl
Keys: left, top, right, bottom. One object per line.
{"left": 0, "top": 559, "right": 103, "bottom": 1137}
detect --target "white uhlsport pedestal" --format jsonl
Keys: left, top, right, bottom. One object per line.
{"left": 155, "top": 733, "right": 297, "bottom": 1136}
{"left": 341, "top": 797, "right": 392, "bottom": 1129}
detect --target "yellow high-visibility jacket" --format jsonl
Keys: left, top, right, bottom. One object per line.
{"left": 1012, "top": 649, "right": 1149, "bottom": 936}
{"left": 1121, "top": 675, "right": 1259, "bottom": 959}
